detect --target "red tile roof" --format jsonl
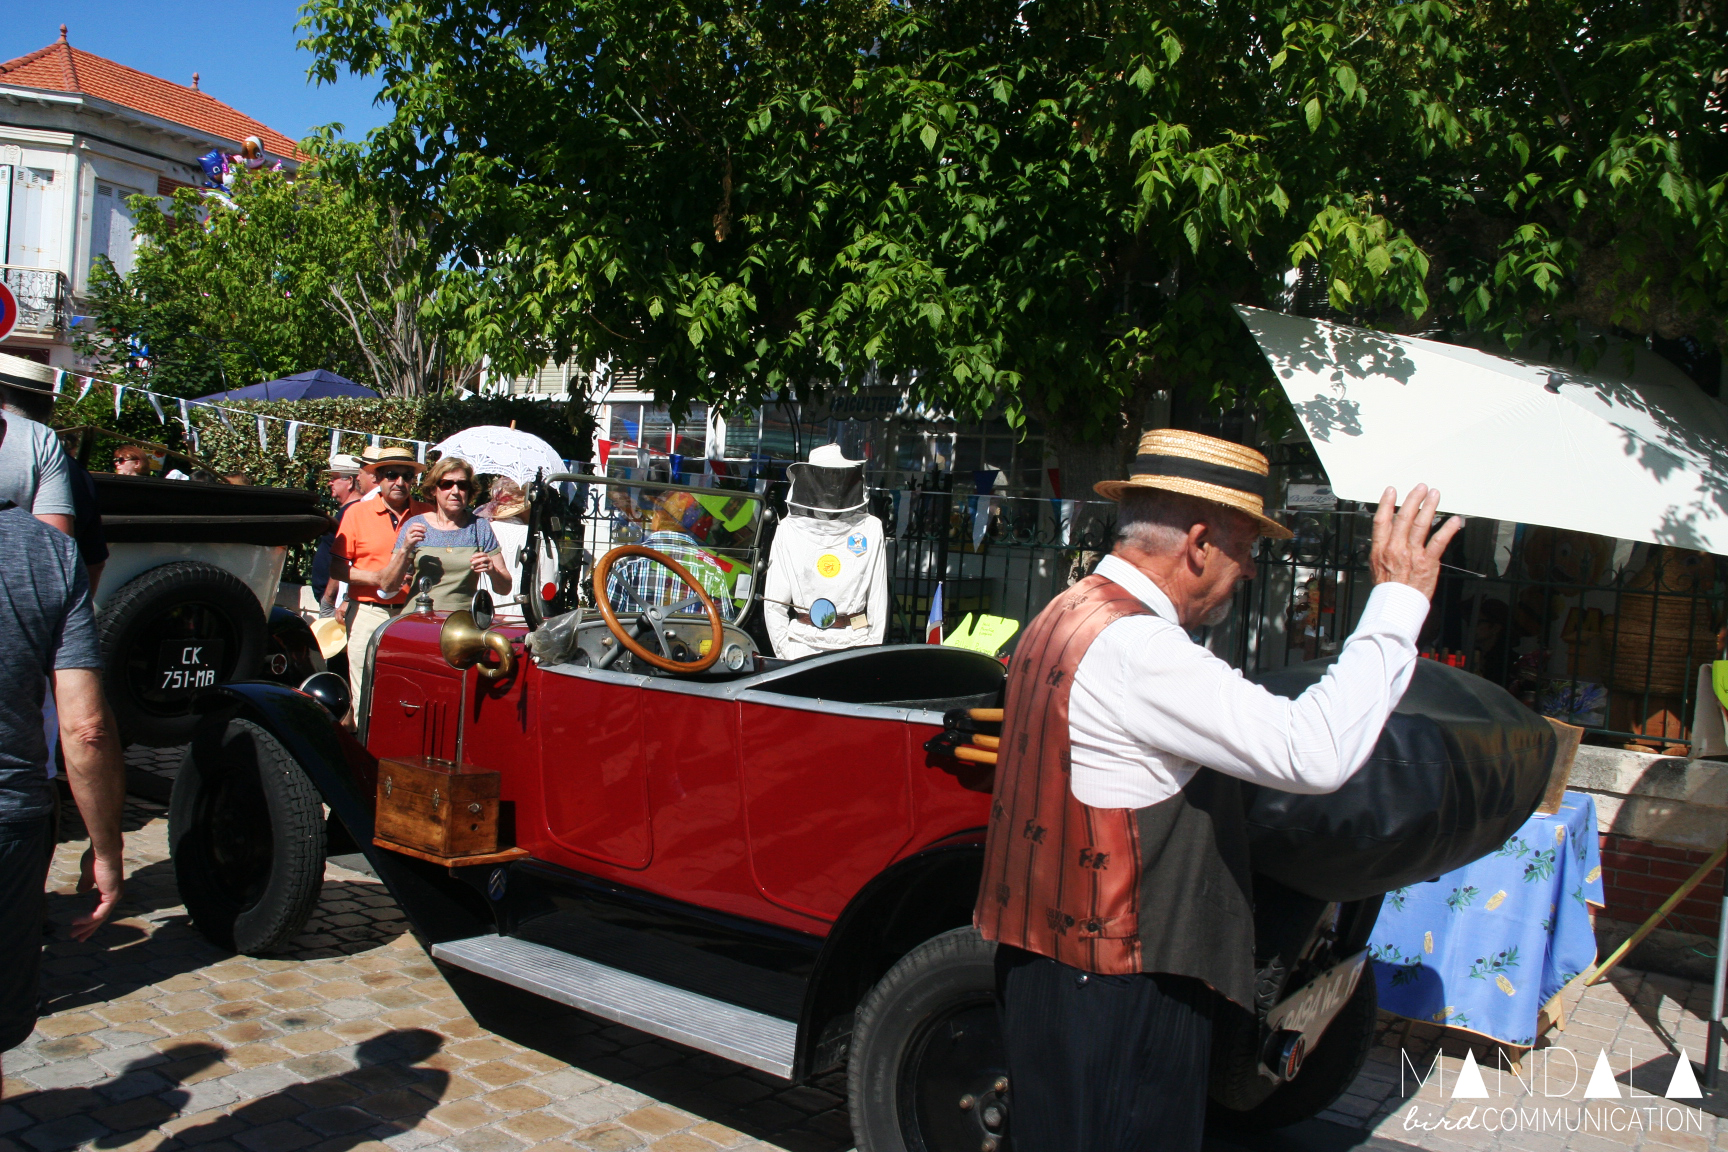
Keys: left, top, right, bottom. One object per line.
{"left": 0, "top": 27, "right": 303, "bottom": 160}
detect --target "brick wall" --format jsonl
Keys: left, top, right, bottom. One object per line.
{"left": 1597, "top": 832, "right": 1724, "bottom": 938}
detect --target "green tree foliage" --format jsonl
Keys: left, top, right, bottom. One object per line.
{"left": 78, "top": 165, "right": 478, "bottom": 400}
{"left": 300, "top": 0, "right": 1727, "bottom": 486}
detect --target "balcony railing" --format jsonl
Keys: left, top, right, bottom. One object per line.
{"left": 0, "top": 265, "right": 70, "bottom": 336}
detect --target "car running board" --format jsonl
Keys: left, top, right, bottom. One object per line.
{"left": 430, "top": 934, "right": 798, "bottom": 1079}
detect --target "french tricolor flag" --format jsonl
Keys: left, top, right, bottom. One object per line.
{"left": 925, "top": 581, "right": 944, "bottom": 644}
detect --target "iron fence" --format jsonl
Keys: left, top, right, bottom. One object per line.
{"left": 0, "top": 265, "right": 68, "bottom": 334}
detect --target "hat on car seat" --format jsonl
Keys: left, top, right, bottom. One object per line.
{"left": 787, "top": 443, "right": 866, "bottom": 520}
{"left": 1094, "top": 429, "right": 1293, "bottom": 539}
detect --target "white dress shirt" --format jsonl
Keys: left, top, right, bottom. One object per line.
{"left": 1068, "top": 554, "right": 1430, "bottom": 808}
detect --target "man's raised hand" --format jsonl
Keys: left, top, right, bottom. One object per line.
{"left": 1370, "top": 485, "right": 1465, "bottom": 601}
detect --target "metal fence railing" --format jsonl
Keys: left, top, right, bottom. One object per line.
{"left": 0, "top": 265, "right": 69, "bottom": 334}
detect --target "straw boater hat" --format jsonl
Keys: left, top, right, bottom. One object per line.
{"left": 0, "top": 352, "right": 58, "bottom": 395}
{"left": 1094, "top": 429, "right": 1294, "bottom": 540}
{"left": 359, "top": 445, "right": 424, "bottom": 475}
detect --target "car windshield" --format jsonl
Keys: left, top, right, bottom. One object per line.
{"left": 532, "top": 476, "right": 765, "bottom": 621}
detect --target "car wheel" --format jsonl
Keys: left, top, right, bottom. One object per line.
{"left": 98, "top": 562, "right": 266, "bottom": 747}
{"left": 169, "top": 718, "right": 326, "bottom": 954}
{"left": 1210, "top": 973, "right": 1378, "bottom": 1131}
{"left": 849, "top": 926, "right": 1012, "bottom": 1152}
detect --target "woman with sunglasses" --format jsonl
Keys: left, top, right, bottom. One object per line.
{"left": 377, "top": 457, "right": 512, "bottom": 612}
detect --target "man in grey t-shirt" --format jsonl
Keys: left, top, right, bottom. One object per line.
{"left": 0, "top": 353, "right": 74, "bottom": 534}
{"left": 0, "top": 408, "right": 126, "bottom": 1062}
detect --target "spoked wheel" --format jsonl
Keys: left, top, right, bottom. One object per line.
{"left": 850, "top": 927, "right": 1012, "bottom": 1152}
{"left": 169, "top": 719, "right": 326, "bottom": 954}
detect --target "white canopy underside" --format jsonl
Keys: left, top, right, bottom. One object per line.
{"left": 1236, "top": 306, "right": 1728, "bottom": 555}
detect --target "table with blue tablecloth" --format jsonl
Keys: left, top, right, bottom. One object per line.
{"left": 1367, "top": 790, "right": 1605, "bottom": 1046}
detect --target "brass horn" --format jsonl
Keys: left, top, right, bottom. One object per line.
{"left": 439, "top": 611, "right": 517, "bottom": 681}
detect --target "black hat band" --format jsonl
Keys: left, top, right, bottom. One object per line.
{"left": 1130, "top": 454, "right": 1268, "bottom": 500}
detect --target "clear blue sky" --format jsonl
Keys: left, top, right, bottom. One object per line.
{"left": 0, "top": 3, "right": 393, "bottom": 146}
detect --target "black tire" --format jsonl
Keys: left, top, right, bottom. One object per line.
{"left": 169, "top": 718, "right": 326, "bottom": 954}
{"left": 1210, "top": 972, "right": 1379, "bottom": 1131}
{"left": 849, "top": 927, "right": 1011, "bottom": 1152}
{"left": 98, "top": 562, "right": 266, "bottom": 746}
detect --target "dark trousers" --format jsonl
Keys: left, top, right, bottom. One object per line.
{"left": 0, "top": 817, "right": 53, "bottom": 1051}
{"left": 995, "top": 944, "right": 1215, "bottom": 1152}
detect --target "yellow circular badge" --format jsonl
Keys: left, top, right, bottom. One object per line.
{"left": 816, "top": 553, "right": 842, "bottom": 578}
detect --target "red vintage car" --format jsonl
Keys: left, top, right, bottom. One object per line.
{"left": 168, "top": 476, "right": 1550, "bottom": 1152}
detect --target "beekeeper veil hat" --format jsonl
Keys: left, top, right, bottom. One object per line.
{"left": 786, "top": 443, "right": 867, "bottom": 521}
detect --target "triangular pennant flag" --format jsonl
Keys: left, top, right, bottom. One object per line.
{"left": 669, "top": 453, "right": 684, "bottom": 478}
{"left": 330, "top": 428, "right": 341, "bottom": 457}
{"left": 597, "top": 439, "right": 614, "bottom": 471}
{"left": 51, "top": 369, "right": 65, "bottom": 395}
{"left": 1451, "top": 1049, "right": 1490, "bottom": 1099}
{"left": 286, "top": 421, "right": 299, "bottom": 458}
{"left": 369, "top": 433, "right": 380, "bottom": 448}
{"left": 177, "top": 398, "right": 190, "bottom": 428}
{"left": 78, "top": 376, "right": 93, "bottom": 400}
{"left": 1583, "top": 1049, "right": 1622, "bottom": 1098}
{"left": 215, "top": 405, "right": 233, "bottom": 430}
{"left": 113, "top": 382, "right": 125, "bottom": 419}
{"left": 146, "top": 391, "right": 165, "bottom": 423}
{"left": 416, "top": 441, "right": 427, "bottom": 464}
{"left": 925, "top": 581, "right": 945, "bottom": 644}
{"left": 1665, "top": 1050, "right": 1703, "bottom": 1099}
{"left": 189, "top": 425, "right": 201, "bottom": 454}
{"left": 1047, "top": 467, "right": 1062, "bottom": 499}
{"left": 257, "top": 414, "right": 269, "bottom": 453}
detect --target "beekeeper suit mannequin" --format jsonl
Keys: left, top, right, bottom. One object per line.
{"left": 764, "top": 444, "right": 889, "bottom": 659}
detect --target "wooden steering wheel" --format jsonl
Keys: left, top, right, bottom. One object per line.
{"left": 592, "top": 544, "right": 725, "bottom": 674}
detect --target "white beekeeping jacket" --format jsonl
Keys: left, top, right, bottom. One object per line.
{"left": 764, "top": 513, "right": 889, "bottom": 659}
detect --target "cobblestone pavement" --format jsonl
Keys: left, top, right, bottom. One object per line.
{"left": 1304, "top": 972, "right": 1728, "bottom": 1152}
{"left": 7, "top": 770, "right": 1728, "bottom": 1152}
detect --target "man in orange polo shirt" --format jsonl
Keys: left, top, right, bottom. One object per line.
{"left": 330, "top": 447, "right": 431, "bottom": 719}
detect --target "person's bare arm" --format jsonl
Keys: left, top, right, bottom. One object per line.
{"left": 35, "top": 513, "right": 73, "bottom": 536}
{"left": 53, "top": 667, "right": 125, "bottom": 941}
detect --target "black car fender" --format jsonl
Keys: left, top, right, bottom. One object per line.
{"left": 188, "top": 682, "right": 495, "bottom": 945}
{"left": 795, "top": 835, "right": 985, "bottom": 1079}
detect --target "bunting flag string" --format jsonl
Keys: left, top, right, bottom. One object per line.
{"left": 43, "top": 364, "right": 433, "bottom": 462}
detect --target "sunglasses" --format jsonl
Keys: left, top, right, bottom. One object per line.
{"left": 436, "top": 479, "right": 474, "bottom": 492}
{"left": 376, "top": 469, "right": 415, "bottom": 481}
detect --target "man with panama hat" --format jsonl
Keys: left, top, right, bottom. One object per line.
{"left": 975, "top": 428, "right": 1462, "bottom": 1151}
{"left": 330, "top": 446, "right": 430, "bottom": 719}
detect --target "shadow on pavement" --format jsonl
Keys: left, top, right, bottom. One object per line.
{"left": 1, "top": 1030, "right": 447, "bottom": 1152}
{"left": 441, "top": 966, "right": 855, "bottom": 1152}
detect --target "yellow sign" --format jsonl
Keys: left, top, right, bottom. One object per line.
{"left": 943, "top": 613, "right": 1022, "bottom": 657}
{"left": 699, "top": 638, "right": 713, "bottom": 656}
{"left": 816, "top": 553, "right": 842, "bottom": 578}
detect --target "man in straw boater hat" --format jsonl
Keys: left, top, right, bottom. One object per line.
{"left": 975, "top": 429, "right": 1462, "bottom": 1151}
{"left": 330, "top": 446, "right": 431, "bottom": 720}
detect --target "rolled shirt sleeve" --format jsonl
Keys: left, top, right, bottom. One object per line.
{"left": 1069, "top": 556, "right": 1430, "bottom": 805}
